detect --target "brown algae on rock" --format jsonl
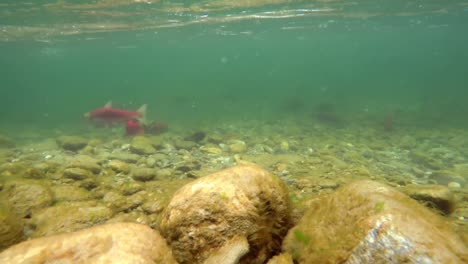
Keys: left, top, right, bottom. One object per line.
{"left": 160, "top": 163, "right": 293, "bottom": 264}
{"left": 282, "top": 180, "right": 468, "bottom": 263}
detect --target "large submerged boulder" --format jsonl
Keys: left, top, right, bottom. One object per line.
{"left": 160, "top": 163, "right": 292, "bottom": 264}
{"left": 282, "top": 180, "right": 468, "bottom": 263}
{"left": 0, "top": 222, "right": 177, "bottom": 263}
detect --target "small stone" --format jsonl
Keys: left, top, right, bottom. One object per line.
{"left": 108, "top": 160, "right": 130, "bottom": 174}
{"left": 146, "top": 157, "right": 156, "bottom": 167}
{"left": 67, "top": 155, "right": 101, "bottom": 174}
{"left": 121, "top": 182, "right": 144, "bottom": 196}
{"left": 318, "top": 179, "right": 339, "bottom": 189}
{"left": 103, "top": 192, "right": 127, "bottom": 213}
{"left": 184, "top": 131, "right": 206, "bottom": 142}
{"left": 79, "top": 179, "right": 98, "bottom": 190}
{"left": 174, "top": 139, "right": 197, "bottom": 150}
{"left": 200, "top": 146, "right": 223, "bottom": 155}
{"left": 56, "top": 136, "right": 88, "bottom": 151}
{"left": 130, "top": 136, "right": 156, "bottom": 155}
{"left": 141, "top": 200, "right": 164, "bottom": 214}
{"left": 448, "top": 182, "right": 461, "bottom": 189}
{"left": 126, "top": 192, "right": 146, "bottom": 209}
{"left": 280, "top": 141, "right": 289, "bottom": 151}
{"left": 156, "top": 168, "right": 173, "bottom": 178}
{"left": 132, "top": 167, "right": 157, "bottom": 182}
{"left": 228, "top": 140, "right": 247, "bottom": 153}
{"left": 63, "top": 168, "right": 90, "bottom": 180}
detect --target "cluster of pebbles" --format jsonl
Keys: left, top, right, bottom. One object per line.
{"left": 0, "top": 120, "right": 467, "bottom": 262}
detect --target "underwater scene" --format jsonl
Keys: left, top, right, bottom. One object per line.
{"left": 1, "top": 0, "right": 468, "bottom": 263}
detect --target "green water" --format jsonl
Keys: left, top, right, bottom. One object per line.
{"left": 1, "top": 0, "right": 468, "bottom": 130}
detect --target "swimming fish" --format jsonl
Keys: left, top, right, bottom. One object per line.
{"left": 84, "top": 101, "right": 146, "bottom": 124}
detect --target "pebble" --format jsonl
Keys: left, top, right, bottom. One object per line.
{"left": 63, "top": 168, "right": 90, "bottom": 180}
{"left": 146, "top": 157, "right": 156, "bottom": 167}
{"left": 200, "top": 146, "right": 222, "bottom": 155}
{"left": 228, "top": 140, "right": 247, "bottom": 153}
{"left": 280, "top": 141, "right": 289, "bottom": 151}
{"left": 448, "top": 182, "right": 461, "bottom": 189}
{"left": 132, "top": 167, "right": 157, "bottom": 182}
{"left": 108, "top": 160, "right": 130, "bottom": 174}
{"left": 56, "top": 136, "right": 88, "bottom": 151}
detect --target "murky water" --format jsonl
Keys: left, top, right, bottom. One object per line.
{"left": 0, "top": 0, "right": 467, "bottom": 259}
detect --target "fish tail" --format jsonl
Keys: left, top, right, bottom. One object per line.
{"left": 137, "top": 104, "right": 147, "bottom": 124}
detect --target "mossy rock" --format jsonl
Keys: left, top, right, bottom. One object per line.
{"left": 130, "top": 136, "right": 156, "bottom": 155}
{"left": 2, "top": 180, "right": 54, "bottom": 218}
{"left": 282, "top": 180, "right": 467, "bottom": 263}
{"left": 56, "top": 136, "right": 88, "bottom": 151}
{"left": 29, "top": 201, "right": 113, "bottom": 238}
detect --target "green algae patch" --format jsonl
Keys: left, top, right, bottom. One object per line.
{"left": 293, "top": 229, "right": 310, "bottom": 245}
{"left": 374, "top": 201, "right": 385, "bottom": 214}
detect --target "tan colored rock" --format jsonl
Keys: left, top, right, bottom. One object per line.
{"left": 282, "top": 180, "right": 468, "bottom": 263}
{"left": 160, "top": 163, "right": 292, "bottom": 264}
{"left": 0, "top": 223, "right": 177, "bottom": 264}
